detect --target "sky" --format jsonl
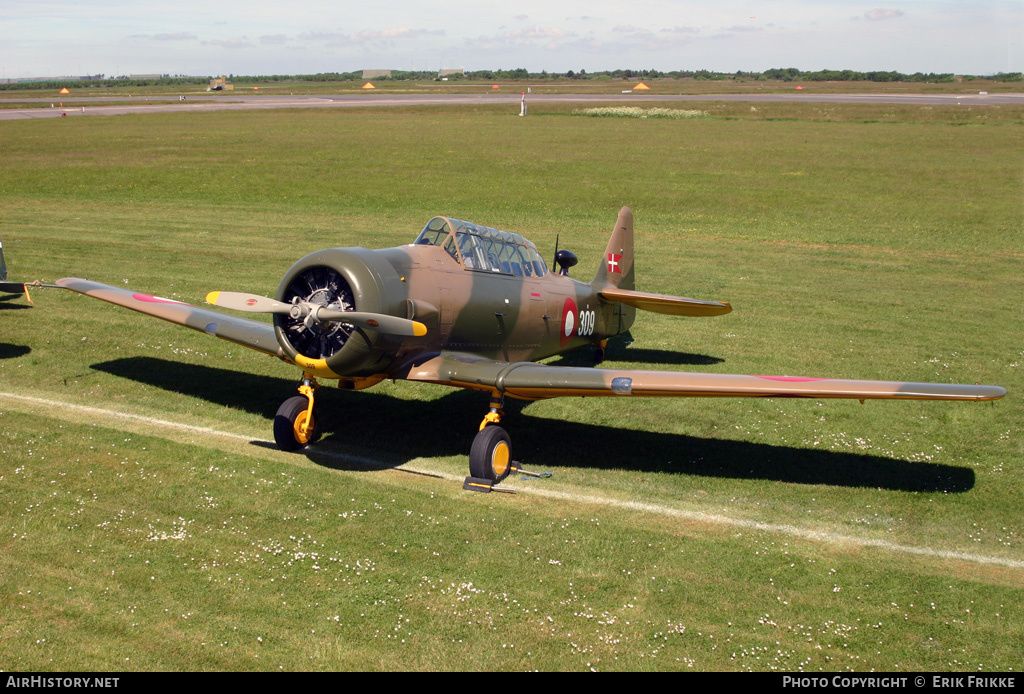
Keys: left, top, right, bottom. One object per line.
{"left": 1, "top": 1, "right": 1020, "bottom": 79}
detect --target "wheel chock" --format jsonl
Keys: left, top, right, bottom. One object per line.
{"left": 463, "top": 476, "right": 493, "bottom": 492}
{"left": 463, "top": 477, "right": 516, "bottom": 494}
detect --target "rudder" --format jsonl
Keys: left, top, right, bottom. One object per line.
{"left": 592, "top": 206, "right": 634, "bottom": 291}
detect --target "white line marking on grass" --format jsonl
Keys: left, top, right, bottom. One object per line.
{"left": 510, "top": 486, "right": 1024, "bottom": 570}
{"left": 4, "top": 391, "right": 255, "bottom": 439}
{"left": 4, "top": 391, "right": 1022, "bottom": 571}
{"left": 0, "top": 392, "right": 388, "bottom": 467}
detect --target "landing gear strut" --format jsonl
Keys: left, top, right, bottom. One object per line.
{"left": 273, "top": 373, "right": 321, "bottom": 451}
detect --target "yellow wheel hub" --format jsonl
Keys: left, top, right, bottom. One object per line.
{"left": 491, "top": 441, "right": 510, "bottom": 477}
{"left": 293, "top": 410, "right": 315, "bottom": 445}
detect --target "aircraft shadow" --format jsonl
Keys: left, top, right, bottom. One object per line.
{"left": 0, "top": 295, "right": 32, "bottom": 309}
{"left": 91, "top": 356, "right": 974, "bottom": 493}
{"left": 544, "top": 334, "right": 725, "bottom": 368}
{"left": 0, "top": 342, "right": 31, "bottom": 360}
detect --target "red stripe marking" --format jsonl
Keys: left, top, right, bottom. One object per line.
{"left": 132, "top": 293, "right": 190, "bottom": 306}
{"left": 530, "top": 292, "right": 541, "bottom": 297}
{"left": 752, "top": 375, "right": 828, "bottom": 382}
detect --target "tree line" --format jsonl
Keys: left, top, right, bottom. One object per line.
{"left": 3, "top": 68, "right": 1020, "bottom": 91}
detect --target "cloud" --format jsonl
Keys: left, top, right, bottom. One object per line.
{"left": 129, "top": 32, "right": 197, "bottom": 41}
{"left": 500, "top": 25, "right": 573, "bottom": 40}
{"left": 290, "top": 27, "right": 445, "bottom": 49}
{"left": 349, "top": 27, "right": 444, "bottom": 43}
{"left": 204, "top": 37, "right": 252, "bottom": 49}
{"left": 297, "top": 31, "right": 344, "bottom": 43}
{"left": 864, "top": 9, "right": 904, "bottom": 21}
{"left": 459, "top": 24, "right": 582, "bottom": 57}
{"left": 260, "top": 34, "right": 288, "bottom": 45}
{"left": 660, "top": 26, "right": 700, "bottom": 34}
{"left": 291, "top": 27, "right": 444, "bottom": 49}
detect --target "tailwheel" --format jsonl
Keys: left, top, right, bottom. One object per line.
{"left": 273, "top": 395, "right": 320, "bottom": 451}
{"left": 469, "top": 425, "right": 513, "bottom": 483}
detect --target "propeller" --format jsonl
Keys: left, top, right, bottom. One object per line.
{"left": 206, "top": 290, "right": 426, "bottom": 337}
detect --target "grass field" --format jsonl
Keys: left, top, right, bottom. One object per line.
{"left": 0, "top": 98, "right": 1021, "bottom": 671}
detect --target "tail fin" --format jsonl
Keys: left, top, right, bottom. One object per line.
{"left": 592, "top": 208, "right": 732, "bottom": 319}
{"left": 592, "top": 206, "right": 634, "bottom": 291}
{"left": 0, "top": 236, "right": 7, "bottom": 282}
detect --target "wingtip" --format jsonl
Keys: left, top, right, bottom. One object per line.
{"left": 984, "top": 385, "right": 1008, "bottom": 401}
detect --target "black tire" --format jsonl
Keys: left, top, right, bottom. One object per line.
{"left": 469, "top": 425, "right": 513, "bottom": 482}
{"left": 273, "top": 396, "right": 320, "bottom": 452}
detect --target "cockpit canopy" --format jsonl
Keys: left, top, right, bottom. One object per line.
{"left": 414, "top": 216, "right": 548, "bottom": 277}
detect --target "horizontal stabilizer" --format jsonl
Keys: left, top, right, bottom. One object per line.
{"left": 0, "top": 281, "right": 28, "bottom": 293}
{"left": 599, "top": 286, "right": 732, "bottom": 317}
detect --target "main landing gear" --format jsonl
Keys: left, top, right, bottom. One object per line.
{"left": 468, "top": 394, "right": 515, "bottom": 483}
{"left": 271, "top": 380, "right": 546, "bottom": 493}
{"left": 464, "top": 393, "right": 548, "bottom": 493}
{"left": 274, "top": 373, "right": 321, "bottom": 451}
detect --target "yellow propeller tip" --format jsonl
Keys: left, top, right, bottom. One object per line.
{"left": 205, "top": 291, "right": 220, "bottom": 305}
{"left": 413, "top": 321, "right": 427, "bottom": 337}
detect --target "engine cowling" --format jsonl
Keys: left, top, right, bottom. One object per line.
{"left": 273, "top": 247, "right": 405, "bottom": 381}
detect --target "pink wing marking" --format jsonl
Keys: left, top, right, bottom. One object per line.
{"left": 132, "top": 293, "right": 191, "bottom": 306}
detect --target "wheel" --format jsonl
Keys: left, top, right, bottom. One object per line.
{"left": 469, "top": 425, "right": 513, "bottom": 482}
{"left": 273, "top": 396, "right": 320, "bottom": 451}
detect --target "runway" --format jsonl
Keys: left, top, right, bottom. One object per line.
{"left": 2, "top": 90, "right": 1023, "bottom": 120}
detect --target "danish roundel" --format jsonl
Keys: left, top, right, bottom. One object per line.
{"left": 560, "top": 297, "right": 577, "bottom": 347}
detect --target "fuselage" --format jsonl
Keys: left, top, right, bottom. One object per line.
{"left": 380, "top": 242, "right": 626, "bottom": 363}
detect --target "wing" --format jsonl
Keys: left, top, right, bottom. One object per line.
{"left": 56, "top": 278, "right": 285, "bottom": 358}
{"left": 402, "top": 352, "right": 1005, "bottom": 402}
